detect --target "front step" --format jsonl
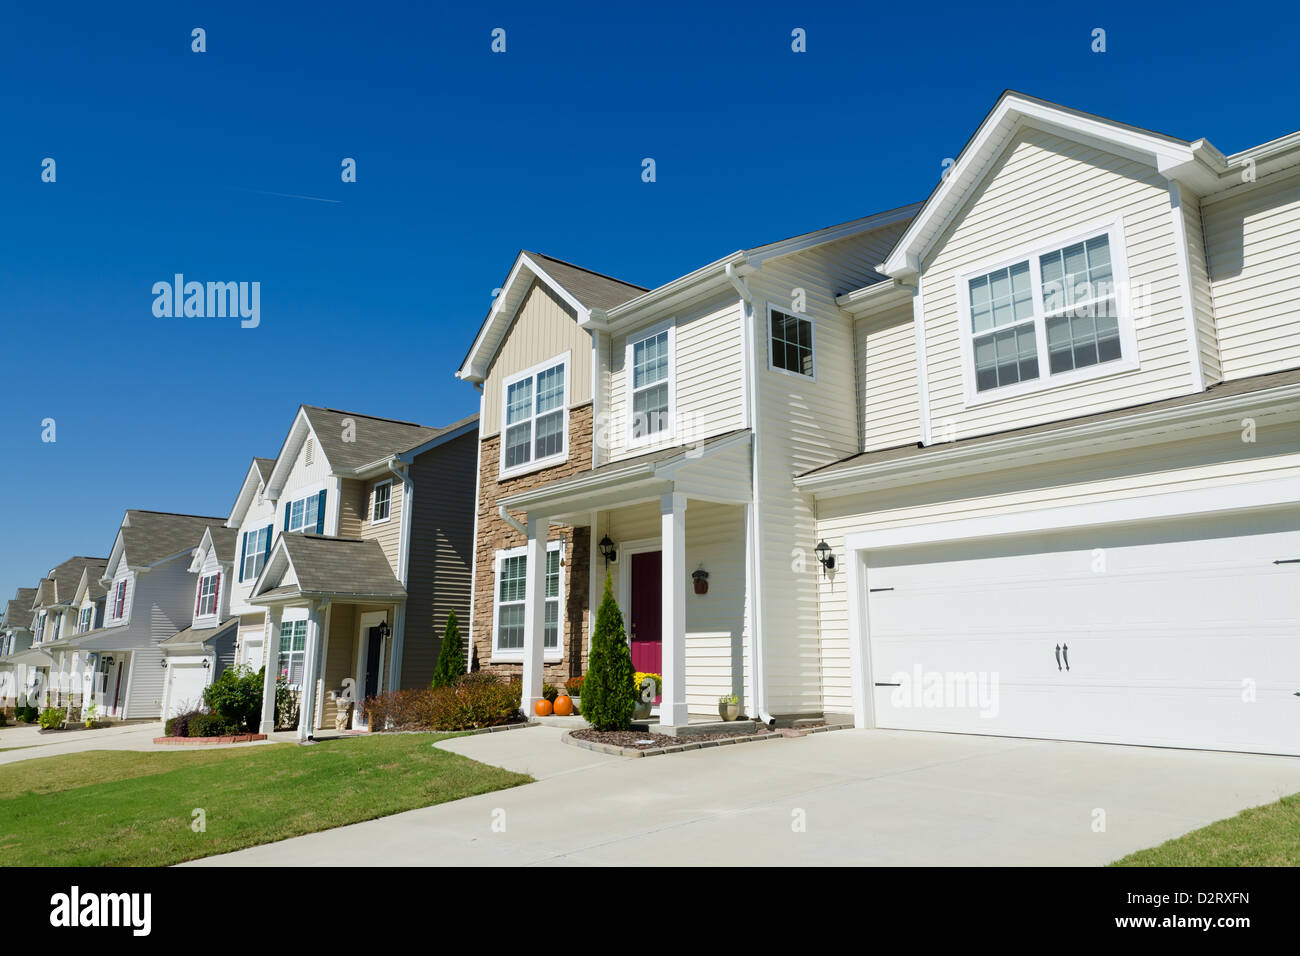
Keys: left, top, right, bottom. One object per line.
{"left": 630, "top": 719, "right": 759, "bottom": 738}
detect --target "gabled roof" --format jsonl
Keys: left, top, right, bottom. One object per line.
{"left": 226, "top": 457, "right": 276, "bottom": 530}
{"left": 33, "top": 557, "right": 109, "bottom": 609}
{"left": 250, "top": 533, "right": 405, "bottom": 603}
{"left": 879, "top": 91, "right": 1232, "bottom": 280}
{"left": 111, "top": 511, "right": 226, "bottom": 573}
{"left": 3, "top": 589, "right": 37, "bottom": 630}
{"left": 70, "top": 567, "right": 108, "bottom": 609}
{"left": 253, "top": 457, "right": 276, "bottom": 483}
{"left": 161, "top": 618, "right": 238, "bottom": 649}
{"left": 191, "top": 525, "right": 240, "bottom": 570}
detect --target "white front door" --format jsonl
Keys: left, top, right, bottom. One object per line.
{"left": 866, "top": 508, "right": 1300, "bottom": 756}
{"left": 242, "top": 638, "right": 264, "bottom": 671}
{"left": 166, "top": 664, "right": 209, "bottom": 719}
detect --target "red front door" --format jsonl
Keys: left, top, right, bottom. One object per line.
{"left": 629, "top": 551, "right": 662, "bottom": 691}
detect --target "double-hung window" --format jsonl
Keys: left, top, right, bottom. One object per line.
{"left": 371, "top": 480, "right": 392, "bottom": 523}
{"left": 287, "top": 492, "right": 321, "bottom": 533}
{"left": 769, "top": 308, "right": 815, "bottom": 378}
{"left": 196, "top": 573, "right": 220, "bottom": 617}
{"left": 241, "top": 525, "right": 271, "bottom": 581}
{"left": 493, "top": 541, "right": 563, "bottom": 657}
{"left": 501, "top": 355, "right": 568, "bottom": 474}
{"left": 77, "top": 606, "right": 93, "bottom": 633}
{"left": 961, "top": 223, "right": 1133, "bottom": 401}
{"left": 278, "top": 620, "right": 308, "bottom": 687}
{"left": 111, "top": 580, "right": 127, "bottom": 621}
{"left": 627, "top": 323, "right": 674, "bottom": 445}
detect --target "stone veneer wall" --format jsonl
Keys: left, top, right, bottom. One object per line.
{"left": 471, "top": 403, "right": 593, "bottom": 685}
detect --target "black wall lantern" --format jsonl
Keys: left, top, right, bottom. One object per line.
{"left": 815, "top": 540, "right": 836, "bottom": 576}
{"left": 160, "top": 658, "right": 168, "bottom": 669}
{"left": 377, "top": 620, "right": 392, "bottom": 641}
{"left": 598, "top": 535, "right": 618, "bottom": 567}
{"left": 692, "top": 568, "right": 709, "bottom": 595}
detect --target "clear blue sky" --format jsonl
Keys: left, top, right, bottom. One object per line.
{"left": 1, "top": 0, "right": 1297, "bottom": 600}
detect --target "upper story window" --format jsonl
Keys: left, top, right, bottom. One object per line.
{"left": 110, "top": 580, "right": 128, "bottom": 621}
{"left": 196, "top": 573, "right": 220, "bottom": 617}
{"left": 769, "top": 308, "right": 815, "bottom": 378}
{"left": 77, "top": 606, "right": 93, "bottom": 633}
{"left": 959, "top": 221, "right": 1135, "bottom": 403}
{"left": 500, "top": 354, "right": 568, "bottom": 476}
{"left": 286, "top": 490, "right": 324, "bottom": 534}
{"left": 371, "top": 480, "right": 392, "bottom": 523}
{"left": 493, "top": 541, "right": 562, "bottom": 656}
{"left": 627, "top": 322, "right": 674, "bottom": 445}
{"left": 241, "top": 525, "right": 272, "bottom": 582}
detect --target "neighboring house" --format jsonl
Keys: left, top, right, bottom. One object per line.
{"left": 60, "top": 511, "right": 227, "bottom": 720}
{"left": 231, "top": 406, "right": 477, "bottom": 739}
{"left": 158, "top": 525, "right": 241, "bottom": 719}
{"left": 24, "top": 558, "right": 108, "bottom": 708}
{"left": 459, "top": 93, "right": 1300, "bottom": 757}
{"left": 0, "top": 587, "right": 38, "bottom": 707}
{"left": 45, "top": 566, "right": 110, "bottom": 710}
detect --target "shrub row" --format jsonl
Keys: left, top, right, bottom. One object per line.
{"left": 362, "top": 671, "right": 523, "bottom": 732}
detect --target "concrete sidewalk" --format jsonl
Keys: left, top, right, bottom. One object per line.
{"left": 185, "top": 726, "right": 1300, "bottom": 866}
{"left": 0, "top": 721, "right": 279, "bottom": 766}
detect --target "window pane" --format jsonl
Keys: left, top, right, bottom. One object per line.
{"left": 293, "top": 621, "right": 307, "bottom": 651}
{"left": 290, "top": 499, "right": 303, "bottom": 530}
{"left": 534, "top": 410, "right": 564, "bottom": 458}
{"left": 536, "top": 365, "right": 565, "bottom": 414}
{"left": 633, "top": 332, "right": 668, "bottom": 389}
{"left": 506, "top": 379, "right": 533, "bottom": 425}
{"left": 771, "top": 310, "right": 813, "bottom": 376}
{"left": 544, "top": 601, "right": 558, "bottom": 649}
{"left": 497, "top": 604, "right": 524, "bottom": 649}
{"left": 504, "top": 423, "right": 531, "bottom": 468}
{"left": 632, "top": 382, "right": 669, "bottom": 438}
{"left": 545, "top": 548, "right": 560, "bottom": 599}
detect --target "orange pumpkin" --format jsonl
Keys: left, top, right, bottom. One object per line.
{"left": 534, "top": 698, "right": 553, "bottom": 717}
{"left": 553, "top": 695, "right": 573, "bottom": 717}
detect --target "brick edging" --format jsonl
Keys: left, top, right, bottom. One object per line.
{"left": 153, "top": 734, "right": 267, "bottom": 745}
{"left": 561, "top": 729, "right": 784, "bottom": 759}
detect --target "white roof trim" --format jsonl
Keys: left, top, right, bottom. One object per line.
{"left": 248, "top": 535, "right": 298, "bottom": 598}
{"left": 226, "top": 459, "right": 269, "bottom": 529}
{"left": 264, "top": 409, "right": 330, "bottom": 500}
{"left": 880, "top": 93, "right": 1228, "bottom": 280}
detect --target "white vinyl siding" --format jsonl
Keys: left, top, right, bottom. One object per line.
{"left": 855, "top": 304, "right": 922, "bottom": 451}
{"left": 1203, "top": 168, "right": 1300, "bottom": 380}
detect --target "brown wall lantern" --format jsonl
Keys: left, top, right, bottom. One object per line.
{"left": 692, "top": 568, "right": 709, "bottom": 595}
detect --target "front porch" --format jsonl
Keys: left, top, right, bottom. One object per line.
{"left": 500, "top": 431, "right": 756, "bottom": 730}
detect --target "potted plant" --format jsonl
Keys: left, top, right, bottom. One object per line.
{"left": 633, "top": 672, "right": 660, "bottom": 720}
{"left": 83, "top": 701, "right": 97, "bottom": 729}
{"left": 564, "top": 675, "right": 584, "bottom": 714}
{"left": 718, "top": 694, "right": 741, "bottom": 722}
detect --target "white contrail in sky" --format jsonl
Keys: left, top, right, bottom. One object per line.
{"left": 226, "top": 186, "right": 341, "bottom": 204}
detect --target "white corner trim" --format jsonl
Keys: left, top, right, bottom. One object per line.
{"left": 910, "top": 282, "right": 932, "bottom": 446}
{"left": 1167, "top": 181, "right": 1207, "bottom": 393}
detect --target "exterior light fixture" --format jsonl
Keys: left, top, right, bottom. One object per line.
{"left": 598, "top": 535, "right": 618, "bottom": 566}
{"left": 377, "top": 620, "right": 391, "bottom": 641}
{"left": 815, "top": 540, "right": 836, "bottom": 575}
{"left": 692, "top": 568, "right": 710, "bottom": 595}
{"left": 160, "top": 658, "right": 168, "bottom": 669}
{"left": 202, "top": 658, "right": 211, "bottom": 669}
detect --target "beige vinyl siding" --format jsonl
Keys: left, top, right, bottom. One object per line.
{"left": 856, "top": 303, "right": 922, "bottom": 450}
{"left": 481, "top": 280, "right": 593, "bottom": 438}
{"left": 812, "top": 428, "right": 1300, "bottom": 715}
{"left": 747, "top": 235, "right": 878, "bottom": 715}
{"left": 921, "top": 126, "right": 1196, "bottom": 440}
{"left": 337, "top": 478, "right": 365, "bottom": 538}
{"left": 605, "top": 291, "right": 745, "bottom": 463}
{"left": 1179, "top": 187, "right": 1222, "bottom": 384}
{"left": 355, "top": 476, "right": 403, "bottom": 578}
{"left": 1203, "top": 168, "right": 1300, "bottom": 380}
{"left": 403, "top": 431, "right": 478, "bottom": 688}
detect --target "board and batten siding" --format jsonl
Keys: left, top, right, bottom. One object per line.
{"left": 1203, "top": 168, "right": 1300, "bottom": 381}
{"left": 480, "top": 280, "right": 593, "bottom": 439}
{"left": 604, "top": 291, "right": 745, "bottom": 463}
{"left": 920, "top": 126, "right": 1197, "bottom": 441}
{"left": 403, "top": 430, "right": 478, "bottom": 688}
{"left": 856, "top": 303, "right": 922, "bottom": 451}
{"left": 812, "top": 428, "right": 1300, "bottom": 715}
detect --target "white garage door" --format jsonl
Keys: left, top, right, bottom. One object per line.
{"left": 867, "top": 508, "right": 1300, "bottom": 756}
{"left": 166, "top": 664, "right": 209, "bottom": 719}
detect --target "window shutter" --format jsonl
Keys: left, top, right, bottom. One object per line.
{"left": 238, "top": 532, "right": 248, "bottom": 582}
{"left": 262, "top": 525, "right": 273, "bottom": 564}
{"left": 195, "top": 580, "right": 203, "bottom": 616}
{"left": 284, "top": 502, "right": 290, "bottom": 532}
{"left": 213, "top": 574, "right": 220, "bottom": 616}
{"left": 316, "top": 490, "right": 327, "bottom": 534}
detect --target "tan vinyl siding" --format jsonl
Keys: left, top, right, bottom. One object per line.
{"left": 605, "top": 291, "right": 745, "bottom": 463}
{"left": 403, "top": 431, "right": 477, "bottom": 688}
{"left": 481, "top": 280, "right": 593, "bottom": 438}
{"left": 1203, "top": 168, "right": 1300, "bottom": 380}
{"left": 921, "top": 126, "right": 1196, "bottom": 441}
{"left": 856, "top": 304, "right": 921, "bottom": 451}
{"left": 357, "top": 476, "right": 403, "bottom": 578}
{"left": 812, "top": 429, "right": 1300, "bottom": 715}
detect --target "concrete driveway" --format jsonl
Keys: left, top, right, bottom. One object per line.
{"left": 0, "top": 721, "right": 278, "bottom": 767}
{"left": 186, "top": 726, "right": 1300, "bottom": 866}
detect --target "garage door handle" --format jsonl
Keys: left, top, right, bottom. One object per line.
{"left": 1054, "top": 644, "right": 1062, "bottom": 671}
{"left": 1062, "top": 643, "right": 1070, "bottom": 671}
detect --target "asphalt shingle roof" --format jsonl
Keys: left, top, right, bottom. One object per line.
{"left": 301, "top": 406, "right": 476, "bottom": 470}
{"left": 205, "top": 525, "right": 240, "bottom": 564}
{"left": 33, "top": 558, "right": 108, "bottom": 608}
{"left": 120, "top": 511, "right": 226, "bottom": 568}
{"left": 279, "top": 534, "right": 405, "bottom": 599}
{"left": 3, "top": 589, "right": 37, "bottom": 629}
{"left": 161, "top": 618, "right": 238, "bottom": 647}
{"left": 524, "top": 251, "right": 648, "bottom": 311}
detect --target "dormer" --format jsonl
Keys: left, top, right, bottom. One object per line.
{"left": 188, "top": 526, "right": 239, "bottom": 628}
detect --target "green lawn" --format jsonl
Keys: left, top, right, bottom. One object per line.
{"left": 0, "top": 734, "right": 531, "bottom": 866}
{"left": 1112, "top": 793, "right": 1300, "bottom": 866}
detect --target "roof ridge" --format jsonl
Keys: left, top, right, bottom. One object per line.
{"left": 126, "top": 510, "right": 226, "bottom": 520}
{"left": 525, "top": 250, "right": 650, "bottom": 291}
{"left": 303, "top": 405, "right": 435, "bottom": 429}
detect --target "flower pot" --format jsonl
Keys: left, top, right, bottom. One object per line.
{"left": 718, "top": 700, "right": 741, "bottom": 722}
{"left": 633, "top": 699, "right": 652, "bottom": 720}
{"left": 568, "top": 695, "right": 580, "bottom": 715}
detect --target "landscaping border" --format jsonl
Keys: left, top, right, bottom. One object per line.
{"left": 153, "top": 734, "right": 267, "bottom": 746}
{"left": 563, "top": 729, "right": 783, "bottom": 758}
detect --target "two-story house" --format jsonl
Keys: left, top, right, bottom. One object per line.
{"left": 0, "top": 587, "right": 38, "bottom": 709}
{"left": 58, "top": 511, "right": 226, "bottom": 720}
{"left": 45, "top": 565, "right": 110, "bottom": 711}
{"left": 233, "top": 405, "right": 478, "bottom": 739}
{"left": 460, "top": 93, "right": 1300, "bottom": 756}
{"left": 24, "top": 557, "right": 108, "bottom": 707}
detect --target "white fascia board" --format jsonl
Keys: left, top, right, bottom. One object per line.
{"left": 796, "top": 382, "right": 1300, "bottom": 498}
{"left": 226, "top": 459, "right": 267, "bottom": 529}
{"left": 584, "top": 253, "right": 749, "bottom": 332}
{"left": 265, "top": 412, "right": 329, "bottom": 501}
{"left": 743, "top": 203, "right": 924, "bottom": 267}
{"left": 835, "top": 279, "right": 911, "bottom": 318}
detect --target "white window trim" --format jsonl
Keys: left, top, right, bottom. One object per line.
{"left": 766, "top": 303, "right": 818, "bottom": 382}
{"left": 625, "top": 319, "right": 677, "bottom": 449}
{"left": 110, "top": 580, "right": 128, "bottom": 623}
{"left": 955, "top": 216, "right": 1139, "bottom": 408}
{"left": 286, "top": 490, "right": 323, "bottom": 534}
{"left": 498, "top": 352, "right": 571, "bottom": 480}
{"left": 77, "top": 605, "right": 93, "bottom": 633}
{"left": 242, "top": 525, "right": 270, "bottom": 582}
{"left": 370, "top": 479, "right": 393, "bottom": 525}
{"left": 277, "top": 619, "right": 309, "bottom": 689}
{"left": 196, "top": 572, "right": 220, "bottom": 619}
{"left": 490, "top": 539, "right": 565, "bottom": 663}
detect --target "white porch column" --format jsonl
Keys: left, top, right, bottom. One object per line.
{"left": 258, "top": 606, "right": 283, "bottom": 734}
{"left": 298, "top": 603, "right": 323, "bottom": 742}
{"left": 660, "top": 492, "right": 688, "bottom": 729}
{"left": 521, "top": 514, "right": 547, "bottom": 718}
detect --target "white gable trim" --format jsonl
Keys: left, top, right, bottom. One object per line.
{"left": 227, "top": 459, "right": 269, "bottom": 529}
{"left": 264, "top": 409, "right": 331, "bottom": 501}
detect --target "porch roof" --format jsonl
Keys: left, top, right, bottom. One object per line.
{"left": 161, "top": 618, "right": 238, "bottom": 651}
{"left": 5, "top": 646, "right": 53, "bottom": 667}
{"left": 249, "top": 533, "right": 406, "bottom": 605}
{"left": 500, "top": 429, "right": 753, "bottom": 521}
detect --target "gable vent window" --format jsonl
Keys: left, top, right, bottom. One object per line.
{"left": 305, "top": 437, "right": 314, "bottom": 467}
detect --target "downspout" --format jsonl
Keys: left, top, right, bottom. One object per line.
{"left": 725, "top": 259, "right": 776, "bottom": 728}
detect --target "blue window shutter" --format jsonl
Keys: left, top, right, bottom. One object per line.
{"left": 284, "top": 502, "right": 291, "bottom": 531}
{"left": 237, "top": 532, "right": 248, "bottom": 582}
{"left": 263, "top": 525, "right": 273, "bottom": 563}
{"left": 316, "top": 490, "right": 327, "bottom": 534}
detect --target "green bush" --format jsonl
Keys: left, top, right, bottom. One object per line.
{"left": 360, "top": 689, "right": 436, "bottom": 731}
{"left": 165, "top": 708, "right": 204, "bottom": 738}
{"left": 187, "top": 713, "right": 238, "bottom": 737}
{"left": 581, "top": 575, "right": 635, "bottom": 731}
{"left": 431, "top": 610, "right": 466, "bottom": 689}
{"left": 14, "top": 705, "right": 38, "bottom": 724}
{"left": 202, "top": 665, "right": 264, "bottom": 733}
{"left": 275, "top": 677, "right": 298, "bottom": 731}
{"left": 38, "top": 707, "right": 67, "bottom": 730}
{"left": 542, "top": 682, "right": 559, "bottom": 703}
{"left": 427, "top": 672, "right": 522, "bottom": 730}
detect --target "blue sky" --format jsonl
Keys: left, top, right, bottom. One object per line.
{"left": 1, "top": 0, "right": 1297, "bottom": 600}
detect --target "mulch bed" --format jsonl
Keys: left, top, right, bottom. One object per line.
{"left": 153, "top": 734, "right": 267, "bottom": 745}
{"left": 571, "top": 727, "right": 774, "bottom": 750}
